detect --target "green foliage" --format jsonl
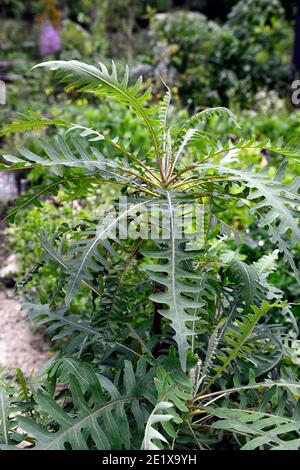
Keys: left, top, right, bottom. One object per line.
{"left": 150, "top": 0, "right": 292, "bottom": 108}
{"left": 141, "top": 401, "right": 174, "bottom": 450}
{"left": 25, "top": 301, "right": 100, "bottom": 354}
{"left": 200, "top": 302, "right": 270, "bottom": 395}
{"left": 0, "top": 389, "right": 10, "bottom": 445}
{"left": 142, "top": 198, "right": 208, "bottom": 371}
{"left": 226, "top": 259, "right": 265, "bottom": 312}
{"left": 209, "top": 407, "right": 300, "bottom": 450}
{"left": 32, "top": 60, "right": 157, "bottom": 136}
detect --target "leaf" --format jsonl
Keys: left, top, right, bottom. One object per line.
{"left": 14, "top": 362, "right": 138, "bottom": 450}
{"left": 195, "top": 327, "right": 220, "bottom": 391}
{"left": 0, "top": 176, "right": 104, "bottom": 224}
{"left": 206, "top": 137, "right": 300, "bottom": 160}
{"left": 171, "top": 128, "right": 200, "bottom": 174}
{"left": 3, "top": 135, "right": 131, "bottom": 181}
{"left": 195, "top": 164, "right": 300, "bottom": 278}
{"left": 212, "top": 166, "right": 300, "bottom": 244}
{"left": 1, "top": 112, "right": 143, "bottom": 171}
{"left": 15, "top": 369, "right": 30, "bottom": 402}
{"left": 65, "top": 201, "right": 147, "bottom": 303}
{"left": 252, "top": 250, "right": 279, "bottom": 275}
{"left": 0, "top": 388, "right": 9, "bottom": 445}
{"left": 158, "top": 85, "right": 171, "bottom": 129}
{"left": 194, "top": 379, "right": 300, "bottom": 403}
{"left": 200, "top": 302, "right": 270, "bottom": 395}
{"left": 183, "top": 107, "right": 240, "bottom": 131}
{"left": 172, "top": 106, "right": 237, "bottom": 173}
{"left": 31, "top": 60, "right": 160, "bottom": 158}
{"left": 24, "top": 301, "right": 102, "bottom": 353}
{"left": 40, "top": 230, "right": 101, "bottom": 297}
{"left": 227, "top": 259, "right": 265, "bottom": 311}
{"left": 0, "top": 111, "right": 69, "bottom": 136}
{"left": 251, "top": 250, "right": 283, "bottom": 302}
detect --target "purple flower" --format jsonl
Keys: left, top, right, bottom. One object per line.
{"left": 39, "top": 20, "right": 61, "bottom": 56}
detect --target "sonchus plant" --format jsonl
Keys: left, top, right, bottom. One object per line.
{"left": 0, "top": 60, "right": 300, "bottom": 450}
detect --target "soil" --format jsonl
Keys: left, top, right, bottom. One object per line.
{"left": 0, "top": 289, "right": 50, "bottom": 376}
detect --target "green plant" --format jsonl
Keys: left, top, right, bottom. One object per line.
{"left": 0, "top": 59, "right": 299, "bottom": 450}
{"left": 150, "top": 0, "right": 292, "bottom": 108}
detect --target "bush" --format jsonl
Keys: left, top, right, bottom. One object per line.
{"left": 150, "top": 0, "right": 293, "bottom": 108}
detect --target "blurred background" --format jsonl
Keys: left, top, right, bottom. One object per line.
{"left": 0, "top": 0, "right": 300, "bottom": 373}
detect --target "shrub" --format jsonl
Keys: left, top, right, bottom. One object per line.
{"left": 0, "top": 59, "right": 299, "bottom": 450}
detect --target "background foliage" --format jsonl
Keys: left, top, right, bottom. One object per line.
{"left": 0, "top": 0, "right": 299, "bottom": 452}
